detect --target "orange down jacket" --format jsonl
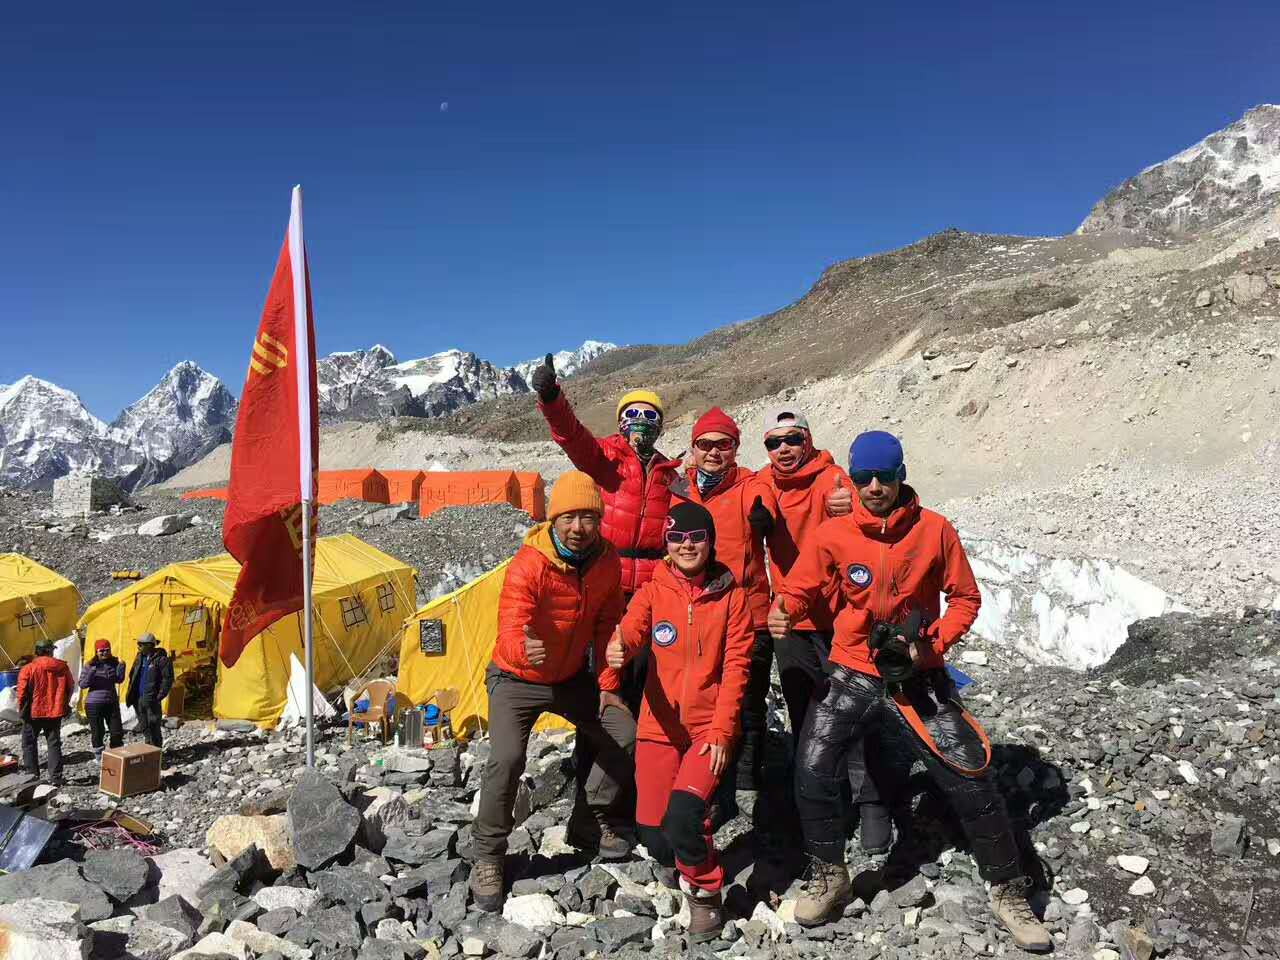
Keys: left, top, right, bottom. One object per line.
{"left": 757, "top": 450, "right": 850, "bottom": 632}
{"left": 17, "top": 655, "right": 74, "bottom": 720}
{"left": 491, "top": 523, "right": 625, "bottom": 684}
{"left": 774, "top": 486, "right": 981, "bottom": 678}
{"left": 538, "top": 392, "right": 683, "bottom": 593}
{"left": 669, "top": 466, "right": 775, "bottom": 629}
{"left": 600, "top": 560, "right": 754, "bottom": 749}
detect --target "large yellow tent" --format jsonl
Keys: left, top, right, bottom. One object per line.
{"left": 0, "top": 554, "right": 79, "bottom": 668}
{"left": 397, "top": 560, "right": 570, "bottom": 737}
{"left": 78, "top": 534, "right": 416, "bottom": 726}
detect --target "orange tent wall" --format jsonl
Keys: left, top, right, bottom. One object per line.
{"left": 180, "top": 488, "right": 228, "bottom": 502}
{"left": 382, "top": 470, "right": 427, "bottom": 505}
{"left": 419, "top": 471, "right": 522, "bottom": 518}
{"left": 514, "top": 472, "right": 546, "bottom": 521}
{"left": 316, "top": 469, "right": 391, "bottom": 506}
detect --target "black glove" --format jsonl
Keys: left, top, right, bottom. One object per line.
{"left": 530, "top": 353, "right": 560, "bottom": 403}
{"left": 748, "top": 495, "right": 774, "bottom": 537}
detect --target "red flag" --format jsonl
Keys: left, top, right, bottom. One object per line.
{"left": 220, "top": 187, "right": 319, "bottom": 668}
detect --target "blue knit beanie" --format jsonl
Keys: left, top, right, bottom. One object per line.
{"left": 849, "top": 431, "right": 906, "bottom": 479}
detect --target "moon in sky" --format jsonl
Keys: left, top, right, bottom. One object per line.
{"left": 440, "top": 101, "right": 449, "bottom": 113}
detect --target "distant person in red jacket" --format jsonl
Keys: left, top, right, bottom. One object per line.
{"left": 768, "top": 432, "right": 1049, "bottom": 952}
{"left": 602, "top": 501, "right": 754, "bottom": 943}
{"left": 669, "top": 407, "right": 777, "bottom": 793}
{"left": 17, "top": 637, "right": 75, "bottom": 786}
{"left": 469, "top": 471, "right": 636, "bottom": 913}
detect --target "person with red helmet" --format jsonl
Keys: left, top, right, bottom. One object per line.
{"left": 601, "top": 501, "right": 753, "bottom": 943}
{"left": 79, "top": 639, "right": 126, "bottom": 755}
{"left": 768, "top": 431, "right": 1049, "bottom": 952}
{"left": 668, "top": 407, "right": 776, "bottom": 793}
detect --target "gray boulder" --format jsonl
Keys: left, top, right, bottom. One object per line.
{"left": 82, "top": 848, "right": 152, "bottom": 905}
{"left": 0, "top": 862, "right": 113, "bottom": 922}
{"left": 287, "top": 771, "right": 361, "bottom": 870}
{"left": 0, "top": 898, "right": 90, "bottom": 960}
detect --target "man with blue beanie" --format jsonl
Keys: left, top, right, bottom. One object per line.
{"left": 769, "top": 431, "right": 1049, "bottom": 951}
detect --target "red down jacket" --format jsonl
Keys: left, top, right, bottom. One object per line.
{"left": 538, "top": 392, "right": 683, "bottom": 593}
{"left": 17, "top": 655, "right": 74, "bottom": 720}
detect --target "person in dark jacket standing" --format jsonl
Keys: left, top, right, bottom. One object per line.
{"left": 126, "top": 633, "right": 173, "bottom": 748}
{"left": 16, "top": 637, "right": 74, "bottom": 785}
{"left": 79, "top": 639, "right": 126, "bottom": 755}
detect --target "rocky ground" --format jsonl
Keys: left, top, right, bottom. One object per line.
{"left": 0, "top": 488, "right": 529, "bottom": 607}
{"left": 0, "top": 608, "right": 1276, "bottom": 960}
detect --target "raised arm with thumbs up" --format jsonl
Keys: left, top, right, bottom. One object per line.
{"left": 529, "top": 353, "right": 560, "bottom": 403}
{"left": 605, "top": 626, "right": 627, "bottom": 670}
{"left": 825, "top": 473, "right": 853, "bottom": 517}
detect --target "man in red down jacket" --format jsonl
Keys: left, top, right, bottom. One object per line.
{"left": 668, "top": 407, "right": 777, "bottom": 792}
{"left": 17, "top": 637, "right": 75, "bottom": 786}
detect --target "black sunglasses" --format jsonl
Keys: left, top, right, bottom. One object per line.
{"left": 764, "top": 433, "right": 806, "bottom": 451}
{"left": 850, "top": 468, "right": 899, "bottom": 486}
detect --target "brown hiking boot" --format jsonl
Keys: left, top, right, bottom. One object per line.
{"left": 468, "top": 858, "right": 505, "bottom": 913}
{"left": 794, "top": 856, "right": 852, "bottom": 927}
{"left": 990, "top": 877, "right": 1052, "bottom": 953}
{"left": 596, "top": 821, "right": 633, "bottom": 861}
{"left": 684, "top": 888, "right": 724, "bottom": 943}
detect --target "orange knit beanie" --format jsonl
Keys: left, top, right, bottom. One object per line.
{"left": 548, "top": 470, "right": 604, "bottom": 520}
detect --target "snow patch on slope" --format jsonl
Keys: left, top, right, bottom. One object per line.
{"left": 964, "top": 537, "right": 1186, "bottom": 670}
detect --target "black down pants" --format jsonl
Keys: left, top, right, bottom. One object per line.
{"left": 795, "top": 665, "right": 1021, "bottom": 884}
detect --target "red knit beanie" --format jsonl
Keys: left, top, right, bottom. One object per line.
{"left": 692, "top": 407, "right": 740, "bottom": 444}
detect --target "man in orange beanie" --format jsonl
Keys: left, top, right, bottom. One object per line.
{"left": 470, "top": 471, "right": 636, "bottom": 912}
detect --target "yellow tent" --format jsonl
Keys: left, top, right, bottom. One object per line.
{"left": 78, "top": 534, "right": 416, "bottom": 726}
{"left": 0, "top": 554, "right": 79, "bottom": 668}
{"left": 397, "top": 560, "right": 570, "bottom": 738}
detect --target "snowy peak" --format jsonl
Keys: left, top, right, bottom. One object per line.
{"left": 1080, "top": 104, "right": 1280, "bottom": 236}
{"left": 511, "top": 340, "right": 619, "bottom": 385}
{"left": 0, "top": 375, "right": 117, "bottom": 488}
{"left": 317, "top": 345, "right": 399, "bottom": 411}
{"left": 110, "top": 361, "right": 238, "bottom": 466}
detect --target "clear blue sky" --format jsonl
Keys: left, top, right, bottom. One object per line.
{"left": 3, "top": 1, "right": 1277, "bottom": 417}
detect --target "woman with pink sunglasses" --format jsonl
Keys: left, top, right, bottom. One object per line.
{"left": 601, "top": 501, "right": 753, "bottom": 942}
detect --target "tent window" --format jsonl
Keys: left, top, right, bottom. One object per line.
{"left": 340, "top": 597, "right": 368, "bottom": 629}
{"left": 18, "top": 608, "right": 45, "bottom": 630}
{"left": 184, "top": 607, "right": 205, "bottom": 625}
{"left": 376, "top": 583, "right": 395, "bottom": 614}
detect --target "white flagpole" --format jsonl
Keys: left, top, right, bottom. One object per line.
{"left": 288, "top": 185, "right": 316, "bottom": 769}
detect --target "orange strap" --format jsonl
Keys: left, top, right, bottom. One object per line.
{"left": 890, "top": 690, "right": 992, "bottom": 777}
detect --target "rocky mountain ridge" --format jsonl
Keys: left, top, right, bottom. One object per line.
{"left": 1079, "top": 103, "right": 1280, "bottom": 237}
{"left": 1, "top": 339, "right": 617, "bottom": 491}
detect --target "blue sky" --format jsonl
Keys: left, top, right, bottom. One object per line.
{"left": 2, "top": 1, "right": 1277, "bottom": 417}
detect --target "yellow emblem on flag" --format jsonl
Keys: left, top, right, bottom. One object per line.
{"left": 249, "top": 331, "right": 289, "bottom": 377}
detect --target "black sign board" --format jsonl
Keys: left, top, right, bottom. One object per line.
{"left": 419, "top": 619, "right": 446, "bottom": 656}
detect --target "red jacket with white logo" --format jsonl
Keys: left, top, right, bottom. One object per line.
{"left": 600, "top": 560, "right": 754, "bottom": 749}
{"left": 757, "top": 450, "right": 849, "bottom": 632}
{"left": 538, "top": 393, "right": 683, "bottom": 593}
{"left": 670, "top": 466, "right": 775, "bottom": 629}
{"left": 492, "top": 524, "right": 625, "bottom": 685}
{"left": 774, "top": 487, "right": 981, "bottom": 677}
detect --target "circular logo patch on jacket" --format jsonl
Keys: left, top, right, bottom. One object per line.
{"left": 652, "top": 621, "right": 678, "bottom": 647}
{"left": 846, "top": 563, "right": 873, "bottom": 590}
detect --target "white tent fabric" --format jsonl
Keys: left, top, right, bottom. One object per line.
{"left": 279, "top": 653, "right": 336, "bottom": 727}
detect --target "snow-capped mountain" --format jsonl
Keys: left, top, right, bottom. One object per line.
{"left": 1, "top": 340, "right": 620, "bottom": 490}
{"left": 1079, "top": 104, "right": 1280, "bottom": 236}
{"left": 111, "top": 361, "right": 238, "bottom": 466}
{"left": 511, "top": 339, "right": 618, "bottom": 385}
{"left": 315, "top": 339, "right": 619, "bottom": 420}
{"left": 0, "top": 376, "right": 122, "bottom": 489}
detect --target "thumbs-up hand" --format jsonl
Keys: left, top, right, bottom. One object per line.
{"left": 523, "top": 624, "right": 547, "bottom": 666}
{"left": 825, "top": 474, "right": 853, "bottom": 517}
{"left": 768, "top": 597, "right": 793, "bottom": 640}
{"left": 605, "top": 627, "right": 627, "bottom": 670}
{"left": 530, "top": 352, "right": 560, "bottom": 403}
{"left": 748, "top": 494, "right": 774, "bottom": 537}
